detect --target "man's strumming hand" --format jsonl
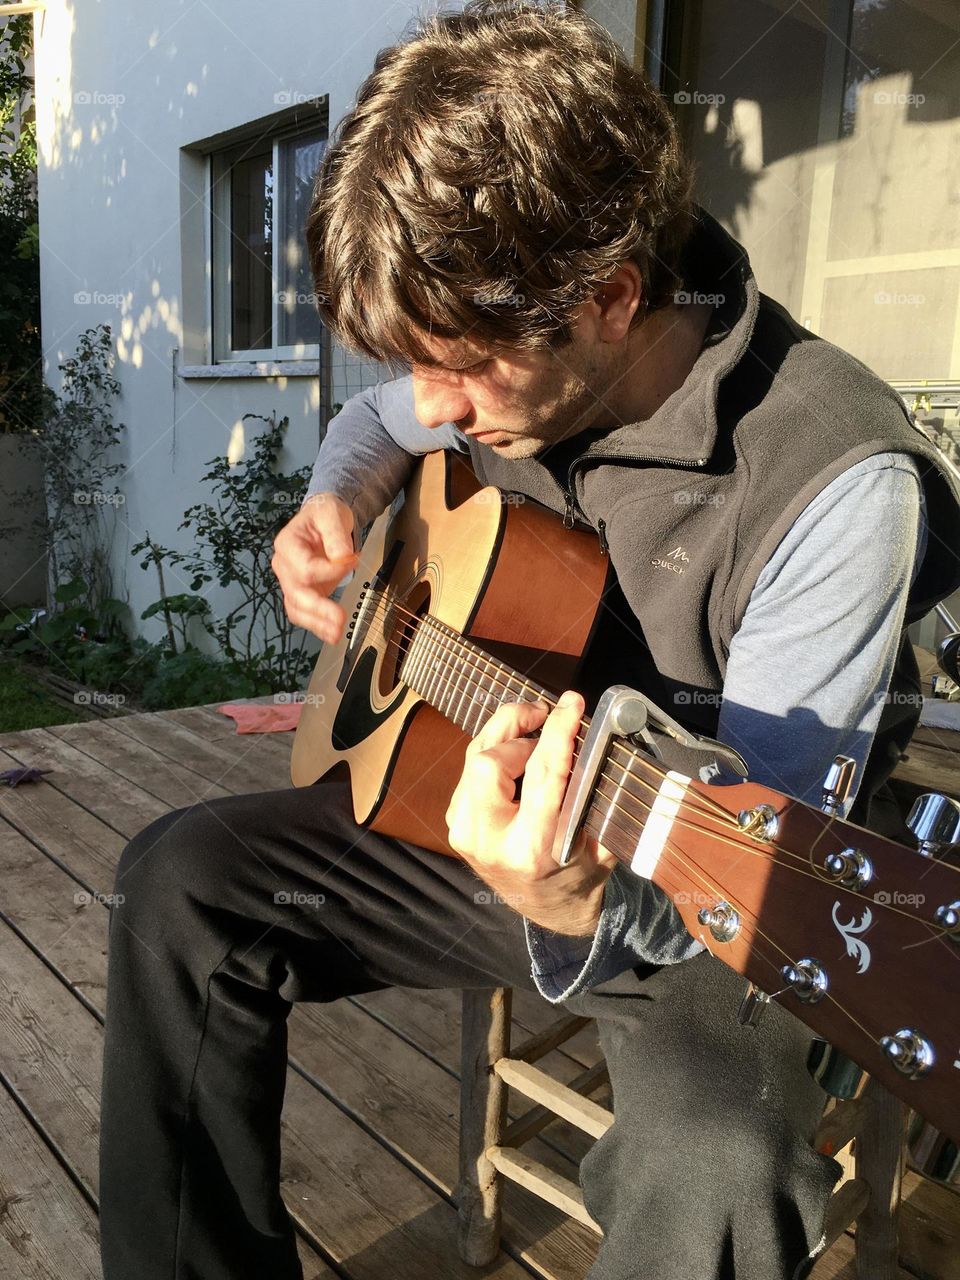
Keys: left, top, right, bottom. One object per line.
{"left": 444, "top": 691, "right": 618, "bottom": 936}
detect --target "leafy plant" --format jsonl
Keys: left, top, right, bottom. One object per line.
{"left": 20, "top": 325, "right": 127, "bottom": 612}
{"left": 133, "top": 412, "right": 314, "bottom": 691}
{"left": 0, "top": 11, "right": 40, "bottom": 435}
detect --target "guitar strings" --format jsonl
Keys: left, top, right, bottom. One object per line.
{"left": 331, "top": 585, "right": 956, "bottom": 1075}
{"left": 341, "top": 589, "right": 960, "bottom": 931}
{"left": 353, "top": 590, "right": 960, "bottom": 918}
{"left": 350, "top": 608, "right": 945, "bottom": 1054}
{"left": 355, "top": 586, "right": 738, "bottom": 829}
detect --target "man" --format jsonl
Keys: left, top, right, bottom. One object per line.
{"left": 99, "top": 3, "right": 960, "bottom": 1279}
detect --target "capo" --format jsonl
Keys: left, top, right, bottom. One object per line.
{"left": 552, "top": 684, "right": 749, "bottom": 867}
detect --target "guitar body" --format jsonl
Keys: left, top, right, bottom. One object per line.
{"left": 291, "top": 448, "right": 609, "bottom": 855}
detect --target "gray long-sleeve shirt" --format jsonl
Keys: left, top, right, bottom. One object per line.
{"left": 304, "top": 375, "right": 926, "bottom": 1001}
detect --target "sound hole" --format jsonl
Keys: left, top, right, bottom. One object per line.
{"left": 377, "top": 579, "right": 431, "bottom": 698}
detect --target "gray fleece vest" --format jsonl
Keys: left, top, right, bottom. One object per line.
{"left": 464, "top": 207, "right": 960, "bottom": 832}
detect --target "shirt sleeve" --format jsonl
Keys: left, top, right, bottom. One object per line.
{"left": 302, "top": 374, "right": 469, "bottom": 546}
{"left": 523, "top": 451, "right": 926, "bottom": 1004}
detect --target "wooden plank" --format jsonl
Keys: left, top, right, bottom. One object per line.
{"left": 854, "top": 1080, "right": 906, "bottom": 1280}
{"left": 0, "top": 728, "right": 170, "bottom": 837}
{"left": 458, "top": 986, "right": 511, "bottom": 1266}
{"left": 0, "top": 1081, "right": 102, "bottom": 1279}
{"left": 0, "top": 828, "right": 531, "bottom": 1280}
{"left": 44, "top": 718, "right": 233, "bottom": 809}
{"left": 501, "top": 1063, "right": 610, "bottom": 1152}
{"left": 486, "top": 1147, "right": 601, "bottom": 1234}
{"left": 0, "top": 745, "right": 127, "bottom": 889}
{"left": 2, "top": 705, "right": 957, "bottom": 1280}
{"left": 809, "top": 1229, "right": 913, "bottom": 1279}
{"left": 899, "top": 1169, "right": 960, "bottom": 1280}
{"left": 162, "top": 704, "right": 294, "bottom": 758}
{"left": 352, "top": 986, "right": 609, "bottom": 1161}
{"left": 512, "top": 1014, "right": 593, "bottom": 1064}
{"left": 892, "top": 736, "right": 960, "bottom": 798}
{"left": 823, "top": 1179, "right": 871, "bottom": 1250}
{"left": 287, "top": 1001, "right": 601, "bottom": 1277}
{"left": 493, "top": 1060, "right": 613, "bottom": 1140}
{"left": 107, "top": 709, "right": 292, "bottom": 794}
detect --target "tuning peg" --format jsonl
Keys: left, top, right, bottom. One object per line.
{"left": 807, "top": 1039, "right": 866, "bottom": 1100}
{"left": 879, "top": 1027, "right": 934, "bottom": 1078}
{"left": 737, "top": 983, "right": 771, "bottom": 1027}
{"left": 821, "top": 755, "right": 856, "bottom": 816}
{"left": 906, "top": 792, "right": 960, "bottom": 857}
{"left": 908, "top": 1115, "right": 960, "bottom": 1186}
{"left": 697, "top": 901, "right": 740, "bottom": 942}
{"left": 781, "top": 958, "right": 828, "bottom": 1003}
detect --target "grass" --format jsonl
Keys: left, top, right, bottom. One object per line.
{"left": 0, "top": 655, "right": 91, "bottom": 733}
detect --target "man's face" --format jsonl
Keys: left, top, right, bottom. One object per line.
{"left": 408, "top": 307, "right": 617, "bottom": 460}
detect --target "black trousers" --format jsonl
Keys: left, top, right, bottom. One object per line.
{"left": 99, "top": 772, "right": 842, "bottom": 1280}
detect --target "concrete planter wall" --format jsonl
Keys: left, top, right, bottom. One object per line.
{"left": 0, "top": 434, "right": 47, "bottom": 610}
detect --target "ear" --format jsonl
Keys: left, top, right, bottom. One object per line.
{"left": 593, "top": 261, "right": 643, "bottom": 341}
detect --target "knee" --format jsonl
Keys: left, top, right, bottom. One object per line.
{"left": 113, "top": 803, "right": 230, "bottom": 925}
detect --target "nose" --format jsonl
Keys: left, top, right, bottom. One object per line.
{"left": 411, "top": 369, "right": 472, "bottom": 430}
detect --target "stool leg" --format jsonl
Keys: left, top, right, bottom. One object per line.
{"left": 853, "top": 1078, "right": 906, "bottom": 1280}
{"left": 457, "top": 986, "right": 512, "bottom": 1266}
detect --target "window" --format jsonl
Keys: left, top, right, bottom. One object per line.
{"left": 210, "top": 126, "right": 327, "bottom": 362}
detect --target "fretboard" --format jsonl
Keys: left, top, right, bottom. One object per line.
{"left": 399, "top": 609, "right": 554, "bottom": 737}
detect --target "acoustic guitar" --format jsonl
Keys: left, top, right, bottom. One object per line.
{"left": 291, "top": 448, "right": 960, "bottom": 1143}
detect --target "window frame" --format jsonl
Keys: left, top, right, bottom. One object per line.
{"left": 210, "top": 123, "right": 327, "bottom": 364}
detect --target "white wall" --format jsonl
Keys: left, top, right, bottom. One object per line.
{"left": 32, "top": 0, "right": 463, "bottom": 640}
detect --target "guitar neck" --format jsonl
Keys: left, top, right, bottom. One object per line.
{"left": 398, "top": 601, "right": 658, "bottom": 871}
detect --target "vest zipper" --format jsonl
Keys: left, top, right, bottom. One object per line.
{"left": 597, "top": 518, "right": 608, "bottom": 556}
{"left": 562, "top": 489, "right": 578, "bottom": 528}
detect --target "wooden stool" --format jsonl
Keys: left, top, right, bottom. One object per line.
{"left": 455, "top": 987, "right": 907, "bottom": 1277}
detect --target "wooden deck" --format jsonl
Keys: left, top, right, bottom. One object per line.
{"left": 0, "top": 703, "right": 957, "bottom": 1279}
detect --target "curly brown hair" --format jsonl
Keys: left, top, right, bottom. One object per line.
{"left": 305, "top": 0, "right": 697, "bottom": 369}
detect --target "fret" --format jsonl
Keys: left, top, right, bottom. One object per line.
{"left": 438, "top": 625, "right": 458, "bottom": 720}
{"left": 451, "top": 645, "right": 474, "bottom": 732}
{"left": 466, "top": 658, "right": 494, "bottom": 736}
{"left": 424, "top": 622, "right": 448, "bottom": 706}
{"left": 404, "top": 620, "right": 428, "bottom": 695}
{"left": 426, "top": 625, "right": 447, "bottom": 708}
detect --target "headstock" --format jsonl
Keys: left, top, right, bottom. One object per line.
{"left": 598, "top": 754, "right": 960, "bottom": 1143}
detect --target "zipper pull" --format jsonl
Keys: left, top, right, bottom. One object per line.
{"left": 597, "top": 518, "right": 608, "bottom": 556}
{"left": 563, "top": 491, "right": 576, "bottom": 529}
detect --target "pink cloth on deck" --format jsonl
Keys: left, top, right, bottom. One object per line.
{"left": 217, "top": 702, "right": 303, "bottom": 733}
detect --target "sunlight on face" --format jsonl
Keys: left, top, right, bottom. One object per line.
{"left": 408, "top": 318, "right": 611, "bottom": 458}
